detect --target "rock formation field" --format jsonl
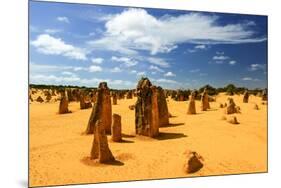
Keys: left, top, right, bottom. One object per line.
{"left": 29, "top": 86, "right": 267, "bottom": 187}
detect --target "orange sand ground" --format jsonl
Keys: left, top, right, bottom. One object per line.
{"left": 29, "top": 92, "right": 267, "bottom": 187}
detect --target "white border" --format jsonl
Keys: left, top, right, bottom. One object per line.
{"left": 1, "top": 0, "right": 280, "bottom": 188}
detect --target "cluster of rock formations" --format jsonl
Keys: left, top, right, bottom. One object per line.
{"left": 135, "top": 78, "right": 160, "bottom": 137}
{"left": 29, "top": 79, "right": 268, "bottom": 171}
{"left": 225, "top": 98, "right": 240, "bottom": 114}
{"left": 135, "top": 78, "right": 171, "bottom": 137}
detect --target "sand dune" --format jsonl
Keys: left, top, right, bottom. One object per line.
{"left": 29, "top": 92, "right": 267, "bottom": 187}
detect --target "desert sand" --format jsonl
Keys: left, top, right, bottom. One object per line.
{"left": 29, "top": 92, "right": 267, "bottom": 187}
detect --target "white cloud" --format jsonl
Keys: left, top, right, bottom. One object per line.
{"left": 30, "top": 74, "right": 80, "bottom": 83}
{"left": 30, "top": 62, "right": 78, "bottom": 73}
{"left": 91, "top": 57, "right": 104, "bottom": 64}
{"left": 187, "top": 44, "right": 208, "bottom": 53}
{"left": 88, "top": 37, "right": 138, "bottom": 55}
{"left": 189, "top": 69, "right": 200, "bottom": 73}
{"left": 242, "top": 77, "right": 252, "bottom": 81}
{"left": 73, "top": 67, "right": 87, "bottom": 71}
{"left": 154, "top": 78, "right": 178, "bottom": 84}
{"left": 187, "top": 49, "right": 197, "bottom": 53}
{"left": 57, "top": 16, "right": 70, "bottom": 23}
{"left": 80, "top": 78, "right": 134, "bottom": 88}
{"left": 89, "top": 65, "right": 102, "bottom": 72}
{"left": 164, "top": 71, "right": 176, "bottom": 77}
{"left": 111, "top": 56, "right": 138, "bottom": 67}
{"left": 195, "top": 44, "right": 206, "bottom": 49}
{"left": 242, "top": 77, "right": 260, "bottom": 81}
{"left": 147, "top": 57, "right": 170, "bottom": 68}
{"left": 130, "top": 70, "right": 137, "bottom": 74}
{"left": 30, "top": 62, "right": 89, "bottom": 76}
{"left": 89, "top": 9, "right": 266, "bottom": 55}
{"left": 249, "top": 64, "right": 266, "bottom": 71}
{"left": 149, "top": 65, "right": 164, "bottom": 72}
{"left": 31, "top": 34, "right": 87, "bottom": 60}
{"left": 137, "top": 71, "right": 146, "bottom": 76}
{"left": 214, "top": 61, "right": 224, "bottom": 64}
{"left": 44, "top": 29, "right": 62, "bottom": 34}
{"left": 61, "top": 71, "right": 75, "bottom": 76}
{"left": 30, "top": 74, "right": 134, "bottom": 88}
{"left": 110, "top": 67, "right": 122, "bottom": 73}
{"left": 30, "top": 63, "right": 65, "bottom": 73}
{"left": 213, "top": 55, "right": 229, "bottom": 60}
{"left": 229, "top": 60, "right": 237, "bottom": 65}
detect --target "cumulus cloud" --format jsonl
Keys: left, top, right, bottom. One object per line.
{"left": 147, "top": 57, "right": 170, "bottom": 68}
{"left": 213, "top": 55, "right": 229, "bottom": 60}
{"left": 57, "top": 16, "right": 70, "bottom": 23}
{"left": 44, "top": 29, "right": 62, "bottom": 34}
{"left": 153, "top": 78, "right": 178, "bottom": 84}
{"left": 30, "top": 62, "right": 87, "bottom": 74}
{"left": 130, "top": 70, "right": 137, "bottom": 74}
{"left": 30, "top": 74, "right": 134, "bottom": 88}
{"left": 229, "top": 60, "right": 237, "bottom": 65}
{"left": 91, "top": 57, "right": 104, "bottom": 64}
{"left": 88, "top": 8, "right": 266, "bottom": 55}
{"left": 137, "top": 71, "right": 146, "bottom": 76}
{"left": 73, "top": 67, "right": 87, "bottom": 71}
{"left": 195, "top": 44, "right": 206, "bottom": 49}
{"left": 61, "top": 71, "right": 75, "bottom": 76}
{"left": 210, "top": 52, "right": 238, "bottom": 66}
{"left": 249, "top": 64, "right": 266, "bottom": 71}
{"left": 188, "top": 44, "right": 208, "bottom": 53}
{"left": 242, "top": 77, "right": 260, "bottom": 81}
{"left": 89, "top": 65, "right": 102, "bottom": 72}
{"left": 164, "top": 71, "right": 176, "bottom": 77}
{"left": 110, "top": 67, "right": 122, "bottom": 73}
{"left": 80, "top": 78, "right": 134, "bottom": 88}
{"left": 149, "top": 65, "right": 164, "bottom": 72}
{"left": 111, "top": 56, "right": 138, "bottom": 67}
{"left": 30, "top": 74, "right": 80, "bottom": 84}
{"left": 31, "top": 34, "right": 87, "bottom": 60}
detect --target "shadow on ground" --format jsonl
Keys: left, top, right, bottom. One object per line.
{"left": 161, "top": 122, "right": 185, "bottom": 128}
{"left": 81, "top": 157, "right": 124, "bottom": 166}
{"left": 155, "top": 132, "right": 187, "bottom": 140}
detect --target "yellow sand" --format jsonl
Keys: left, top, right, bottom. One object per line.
{"left": 29, "top": 92, "right": 267, "bottom": 187}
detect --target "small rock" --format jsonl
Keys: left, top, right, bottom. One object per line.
{"left": 128, "top": 105, "right": 135, "bottom": 110}
{"left": 227, "top": 116, "right": 239, "bottom": 124}
{"left": 184, "top": 151, "right": 204, "bottom": 173}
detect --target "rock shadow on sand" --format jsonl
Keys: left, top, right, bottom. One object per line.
{"left": 81, "top": 157, "right": 124, "bottom": 166}
{"left": 155, "top": 132, "right": 187, "bottom": 140}
{"left": 121, "top": 133, "right": 136, "bottom": 138}
{"left": 119, "top": 139, "right": 134, "bottom": 143}
{"left": 110, "top": 139, "right": 134, "bottom": 143}
{"left": 161, "top": 122, "right": 185, "bottom": 127}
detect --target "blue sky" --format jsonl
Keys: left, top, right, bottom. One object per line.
{"left": 29, "top": 1, "right": 267, "bottom": 89}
